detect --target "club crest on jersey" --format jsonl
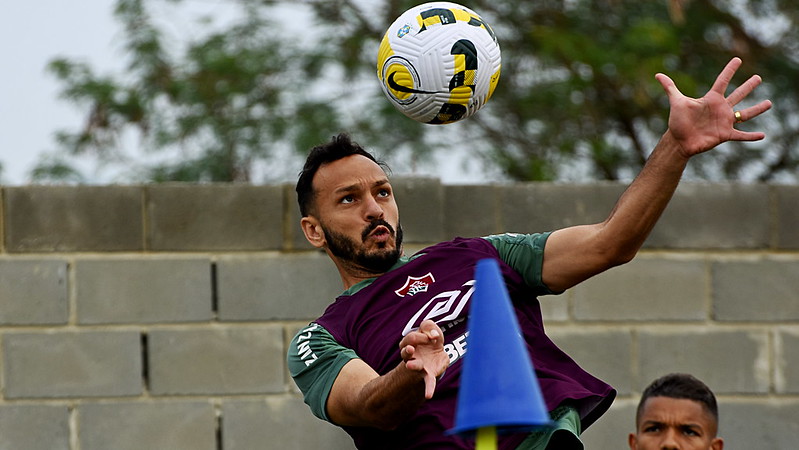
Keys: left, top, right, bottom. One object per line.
{"left": 395, "top": 272, "right": 436, "bottom": 297}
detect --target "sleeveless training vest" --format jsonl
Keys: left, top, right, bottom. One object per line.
{"left": 316, "top": 237, "right": 615, "bottom": 449}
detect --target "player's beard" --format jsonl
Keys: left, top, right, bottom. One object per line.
{"left": 323, "top": 219, "right": 403, "bottom": 274}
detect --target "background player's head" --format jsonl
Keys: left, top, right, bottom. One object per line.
{"left": 629, "top": 373, "right": 723, "bottom": 450}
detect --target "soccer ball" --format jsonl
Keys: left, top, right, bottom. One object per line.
{"left": 377, "top": 2, "right": 501, "bottom": 125}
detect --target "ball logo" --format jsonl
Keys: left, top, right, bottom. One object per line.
{"left": 376, "top": 1, "right": 501, "bottom": 124}
{"left": 383, "top": 56, "right": 436, "bottom": 104}
{"left": 397, "top": 24, "right": 412, "bottom": 38}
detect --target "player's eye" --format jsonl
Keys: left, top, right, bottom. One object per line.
{"left": 643, "top": 425, "right": 661, "bottom": 433}
{"left": 683, "top": 427, "right": 701, "bottom": 437}
{"left": 340, "top": 195, "right": 355, "bottom": 204}
{"left": 377, "top": 188, "right": 391, "bottom": 198}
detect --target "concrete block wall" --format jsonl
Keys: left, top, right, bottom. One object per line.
{"left": 0, "top": 181, "right": 797, "bottom": 450}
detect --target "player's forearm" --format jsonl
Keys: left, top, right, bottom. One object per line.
{"left": 600, "top": 130, "right": 690, "bottom": 261}
{"left": 352, "top": 361, "right": 428, "bottom": 430}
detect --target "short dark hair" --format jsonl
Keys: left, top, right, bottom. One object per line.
{"left": 636, "top": 373, "right": 719, "bottom": 426}
{"left": 295, "top": 133, "right": 387, "bottom": 217}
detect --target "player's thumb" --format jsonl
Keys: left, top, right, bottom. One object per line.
{"left": 655, "top": 73, "right": 683, "bottom": 99}
{"left": 424, "top": 374, "right": 437, "bottom": 399}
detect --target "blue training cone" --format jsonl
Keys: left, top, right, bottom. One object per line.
{"left": 449, "top": 258, "right": 552, "bottom": 436}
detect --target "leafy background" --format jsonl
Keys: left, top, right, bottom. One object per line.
{"left": 13, "top": 0, "right": 799, "bottom": 184}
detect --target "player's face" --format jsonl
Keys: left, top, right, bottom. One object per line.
{"left": 310, "top": 154, "right": 402, "bottom": 272}
{"left": 628, "top": 397, "right": 723, "bottom": 450}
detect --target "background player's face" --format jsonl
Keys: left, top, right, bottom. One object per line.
{"left": 628, "top": 397, "right": 723, "bottom": 450}
{"left": 310, "top": 154, "right": 402, "bottom": 272}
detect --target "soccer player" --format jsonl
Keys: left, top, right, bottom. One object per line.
{"left": 287, "top": 57, "right": 770, "bottom": 449}
{"left": 629, "top": 373, "right": 724, "bottom": 450}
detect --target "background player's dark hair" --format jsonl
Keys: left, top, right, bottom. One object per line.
{"left": 636, "top": 373, "right": 719, "bottom": 426}
{"left": 296, "top": 133, "right": 388, "bottom": 217}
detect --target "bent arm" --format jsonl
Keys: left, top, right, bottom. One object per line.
{"left": 542, "top": 57, "right": 771, "bottom": 292}
{"left": 327, "top": 358, "right": 427, "bottom": 430}
{"left": 326, "top": 320, "right": 448, "bottom": 430}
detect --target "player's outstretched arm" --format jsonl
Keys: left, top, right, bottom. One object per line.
{"left": 325, "top": 320, "right": 448, "bottom": 430}
{"left": 542, "top": 57, "right": 772, "bottom": 292}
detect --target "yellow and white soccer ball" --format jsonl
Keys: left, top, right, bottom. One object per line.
{"left": 377, "top": 2, "right": 501, "bottom": 125}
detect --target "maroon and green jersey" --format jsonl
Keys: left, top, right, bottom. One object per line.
{"left": 289, "top": 234, "right": 615, "bottom": 449}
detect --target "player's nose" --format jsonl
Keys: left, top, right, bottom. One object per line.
{"left": 659, "top": 429, "right": 680, "bottom": 450}
{"left": 364, "top": 194, "right": 384, "bottom": 220}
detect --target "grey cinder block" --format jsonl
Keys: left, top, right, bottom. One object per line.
{"left": 573, "top": 256, "right": 708, "bottom": 322}
{"left": 713, "top": 258, "right": 799, "bottom": 321}
{"left": 79, "top": 402, "right": 216, "bottom": 450}
{"left": 75, "top": 257, "right": 213, "bottom": 324}
{"left": 637, "top": 329, "right": 769, "bottom": 394}
{"left": 444, "top": 184, "right": 500, "bottom": 238}
{"left": 3, "top": 331, "right": 142, "bottom": 398}
{"left": 393, "top": 176, "right": 444, "bottom": 244}
{"left": 539, "top": 293, "right": 569, "bottom": 322}
{"left": 581, "top": 399, "right": 637, "bottom": 450}
{"left": 148, "top": 326, "right": 284, "bottom": 395}
{"left": 646, "top": 183, "right": 770, "bottom": 249}
{"left": 147, "top": 184, "right": 283, "bottom": 251}
{"left": 718, "top": 400, "right": 799, "bottom": 450}
{"left": 222, "top": 397, "right": 355, "bottom": 450}
{"left": 4, "top": 186, "right": 143, "bottom": 252}
{"left": 775, "top": 329, "right": 799, "bottom": 394}
{"left": 775, "top": 185, "right": 799, "bottom": 249}
{"left": 0, "top": 258, "right": 68, "bottom": 325}
{"left": 500, "top": 182, "right": 626, "bottom": 234}
{"left": 0, "top": 404, "right": 70, "bottom": 450}
{"left": 216, "top": 253, "right": 342, "bottom": 321}
{"left": 284, "top": 182, "right": 316, "bottom": 251}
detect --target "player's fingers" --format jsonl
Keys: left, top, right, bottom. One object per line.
{"left": 419, "top": 319, "right": 444, "bottom": 341}
{"left": 731, "top": 100, "right": 772, "bottom": 141}
{"left": 709, "top": 57, "right": 741, "bottom": 96}
{"left": 726, "top": 74, "right": 763, "bottom": 107}
{"left": 419, "top": 319, "right": 437, "bottom": 332}
{"left": 399, "top": 329, "right": 428, "bottom": 349}
{"left": 401, "top": 344, "right": 415, "bottom": 361}
{"left": 730, "top": 129, "right": 766, "bottom": 142}
{"left": 427, "top": 328, "right": 441, "bottom": 343}
{"left": 737, "top": 99, "right": 773, "bottom": 121}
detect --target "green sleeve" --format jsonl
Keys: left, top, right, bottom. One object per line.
{"left": 483, "top": 232, "right": 560, "bottom": 295}
{"left": 287, "top": 323, "right": 359, "bottom": 422}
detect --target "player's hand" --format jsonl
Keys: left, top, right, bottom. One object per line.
{"left": 656, "top": 57, "right": 772, "bottom": 159}
{"left": 399, "top": 320, "right": 450, "bottom": 399}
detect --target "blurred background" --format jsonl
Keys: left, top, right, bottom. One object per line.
{"left": 1, "top": 0, "right": 797, "bottom": 186}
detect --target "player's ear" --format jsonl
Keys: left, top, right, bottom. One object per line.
{"left": 711, "top": 437, "right": 724, "bottom": 450}
{"left": 301, "top": 216, "right": 325, "bottom": 248}
{"left": 627, "top": 433, "right": 638, "bottom": 449}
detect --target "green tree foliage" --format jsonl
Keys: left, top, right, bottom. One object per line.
{"left": 313, "top": 0, "right": 799, "bottom": 182}
{"left": 42, "top": 0, "right": 346, "bottom": 182}
{"left": 37, "top": 0, "right": 798, "bottom": 183}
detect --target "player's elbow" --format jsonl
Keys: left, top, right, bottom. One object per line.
{"left": 611, "top": 246, "right": 638, "bottom": 266}
{"left": 596, "top": 228, "right": 643, "bottom": 268}
{"left": 588, "top": 243, "right": 638, "bottom": 274}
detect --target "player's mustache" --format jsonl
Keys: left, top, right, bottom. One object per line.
{"left": 362, "top": 219, "right": 395, "bottom": 241}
